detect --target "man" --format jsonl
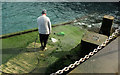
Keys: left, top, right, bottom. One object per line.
{"left": 37, "top": 9, "right": 52, "bottom": 50}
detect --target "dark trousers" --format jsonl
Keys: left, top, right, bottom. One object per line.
{"left": 39, "top": 34, "right": 49, "bottom": 48}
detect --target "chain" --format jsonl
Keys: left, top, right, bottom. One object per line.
{"left": 50, "top": 29, "right": 120, "bottom": 75}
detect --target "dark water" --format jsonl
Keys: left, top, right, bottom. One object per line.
{"left": 2, "top": 2, "right": 120, "bottom": 35}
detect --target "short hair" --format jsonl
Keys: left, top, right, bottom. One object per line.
{"left": 42, "top": 9, "right": 46, "bottom": 14}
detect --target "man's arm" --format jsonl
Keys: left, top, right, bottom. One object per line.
{"left": 48, "top": 19, "right": 52, "bottom": 34}
{"left": 37, "top": 18, "right": 40, "bottom": 33}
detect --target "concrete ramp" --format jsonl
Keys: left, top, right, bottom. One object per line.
{"left": 68, "top": 36, "right": 119, "bottom": 74}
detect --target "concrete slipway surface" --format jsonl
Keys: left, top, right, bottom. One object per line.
{"left": 68, "top": 36, "right": 120, "bottom": 75}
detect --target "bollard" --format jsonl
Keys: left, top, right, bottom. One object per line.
{"left": 80, "top": 31, "right": 108, "bottom": 57}
{"left": 99, "top": 15, "right": 114, "bottom": 36}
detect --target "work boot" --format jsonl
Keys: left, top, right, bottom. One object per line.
{"left": 40, "top": 46, "right": 44, "bottom": 50}
{"left": 44, "top": 47, "right": 47, "bottom": 50}
{"left": 43, "top": 47, "right": 47, "bottom": 51}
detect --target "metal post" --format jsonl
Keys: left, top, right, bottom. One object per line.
{"left": 99, "top": 15, "right": 114, "bottom": 36}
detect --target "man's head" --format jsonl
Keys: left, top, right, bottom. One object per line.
{"left": 42, "top": 9, "right": 47, "bottom": 15}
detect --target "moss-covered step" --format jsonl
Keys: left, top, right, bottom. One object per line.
{"left": 1, "top": 52, "right": 38, "bottom": 73}
{"left": 1, "top": 25, "right": 85, "bottom": 74}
